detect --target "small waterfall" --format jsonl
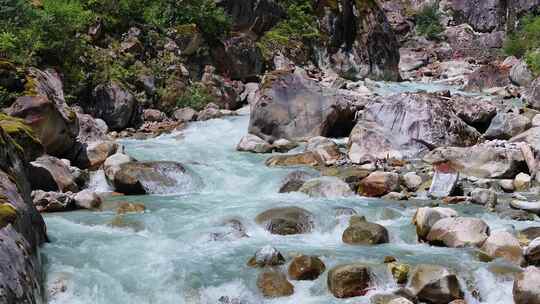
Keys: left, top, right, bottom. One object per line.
{"left": 87, "top": 170, "right": 113, "bottom": 193}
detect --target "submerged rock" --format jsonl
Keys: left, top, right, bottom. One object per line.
{"left": 257, "top": 271, "right": 294, "bottom": 298}
{"left": 480, "top": 231, "right": 524, "bottom": 265}
{"left": 426, "top": 217, "right": 490, "bottom": 248}
{"left": 278, "top": 170, "right": 317, "bottom": 193}
{"left": 288, "top": 255, "right": 326, "bottom": 281}
{"left": 299, "top": 176, "right": 354, "bottom": 198}
{"left": 247, "top": 245, "right": 285, "bottom": 268}
{"left": 116, "top": 202, "right": 145, "bottom": 214}
{"left": 327, "top": 263, "right": 372, "bottom": 298}
{"left": 513, "top": 266, "right": 540, "bottom": 304}
{"left": 407, "top": 264, "right": 464, "bottom": 304}
{"left": 255, "top": 207, "right": 313, "bottom": 235}
{"left": 106, "top": 161, "right": 194, "bottom": 195}
{"left": 342, "top": 216, "right": 389, "bottom": 245}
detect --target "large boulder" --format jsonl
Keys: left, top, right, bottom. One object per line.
{"left": 413, "top": 207, "right": 458, "bottom": 241}
{"left": 255, "top": 207, "right": 314, "bottom": 235}
{"left": 484, "top": 112, "right": 531, "bottom": 140}
{"left": 348, "top": 92, "right": 480, "bottom": 163}
{"left": 0, "top": 114, "right": 44, "bottom": 162}
{"left": 342, "top": 216, "right": 389, "bottom": 245}
{"left": 29, "top": 155, "right": 79, "bottom": 193}
{"left": 450, "top": 95, "right": 497, "bottom": 131}
{"left": 327, "top": 263, "right": 373, "bottom": 298}
{"left": 6, "top": 95, "right": 78, "bottom": 157}
{"left": 257, "top": 271, "right": 294, "bottom": 298}
{"left": 0, "top": 122, "right": 47, "bottom": 303}
{"left": 464, "top": 63, "right": 511, "bottom": 92}
{"left": 249, "top": 68, "right": 363, "bottom": 142}
{"left": 105, "top": 161, "right": 195, "bottom": 195}
{"left": 510, "top": 60, "right": 534, "bottom": 87}
{"left": 480, "top": 231, "right": 524, "bottom": 265}
{"left": 299, "top": 176, "right": 354, "bottom": 198}
{"left": 426, "top": 217, "right": 490, "bottom": 248}
{"left": 317, "top": 0, "right": 400, "bottom": 81}
{"left": 445, "top": 0, "right": 506, "bottom": 33}
{"left": 87, "top": 81, "right": 140, "bottom": 131}
{"left": 525, "top": 237, "right": 540, "bottom": 265}
{"left": 406, "top": 264, "right": 464, "bottom": 304}
{"left": 513, "top": 266, "right": 540, "bottom": 304}
{"left": 424, "top": 141, "right": 526, "bottom": 179}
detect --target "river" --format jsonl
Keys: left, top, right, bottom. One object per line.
{"left": 42, "top": 82, "right": 530, "bottom": 304}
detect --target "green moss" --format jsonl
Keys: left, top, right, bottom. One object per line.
{"left": 0, "top": 203, "right": 18, "bottom": 229}
{"left": 23, "top": 75, "right": 38, "bottom": 96}
{"left": 0, "top": 113, "right": 42, "bottom": 155}
{"left": 260, "top": 69, "right": 292, "bottom": 90}
{"left": 175, "top": 23, "right": 199, "bottom": 37}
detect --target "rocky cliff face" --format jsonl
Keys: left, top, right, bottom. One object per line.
{"left": 317, "top": 0, "right": 401, "bottom": 81}
{"left": 0, "top": 118, "right": 47, "bottom": 303}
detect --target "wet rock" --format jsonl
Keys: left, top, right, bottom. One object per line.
{"left": 88, "top": 81, "right": 140, "bottom": 131}
{"left": 426, "top": 217, "right": 490, "bottom": 248}
{"left": 348, "top": 92, "right": 480, "bottom": 163}
{"left": 424, "top": 142, "right": 526, "bottom": 179}
{"left": 484, "top": 113, "right": 531, "bottom": 140}
{"left": 247, "top": 245, "right": 285, "bottom": 268}
{"left": 278, "top": 170, "right": 317, "bottom": 193}
{"left": 288, "top": 255, "right": 326, "bottom": 280}
{"left": 31, "top": 190, "right": 75, "bottom": 212}
{"left": 299, "top": 176, "right": 354, "bottom": 198}
{"left": 173, "top": 107, "right": 197, "bottom": 123}
{"left": 499, "top": 208, "right": 535, "bottom": 221}
{"left": 143, "top": 109, "right": 166, "bottom": 122}
{"left": 116, "top": 202, "right": 145, "bottom": 214}
{"left": 382, "top": 192, "right": 408, "bottom": 201}
{"left": 428, "top": 169, "right": 459, "bottom": 198}
{"left": 249, "top": 68, "right": 362, "bottom": 142}
{"left": 358, "top": 171, "right": 400, "bottom": 197}
{"left": 257, "top": 271, "right": 294, "bottom": 298}
{"left": 388, "top": 262, "right": 410, "bottom": 285}
{"left": 470, "top": 188, "right": 497, "bottom": 207}
{"left": 29, "top": 155, "right": 79, "bottom": 192}
{"left": 480, "top": 231, "right": 524, "bottom": 265}
{"left": 103, "top": 153, "right": 134, "bottom": 183}
{"left": 514, "top": 173, "right": 532, "bottom": 191}
{"left": 342, "top": 216, "right": 389, "bottom": 245}
{"left": 6, "top": 95, "right": 78, "bottom": 157}
{"left": 407, "top": 264, "right": 464, "bottom": 304}
{"left": 402, "top": 172, "right": 422, "bottom": 192}
{"left": 321, "top": 167, "right": 371, "bottom": 191}
{"left": 510, "top": 60, "right": 534, "bottom": 87}
{"left": 75, "top": 140, "right": 119, "bottom": 170}
{"left": 265, "top": 152, "right": 320, "bottom": 167}
{"left": 272, "top": 138, "right": 297, "bottom": 153}
{"left": 513, "top": 266, "right": 540, "bottom": 304}
{"left": 73, "top": 190, "right": 102, "bottom": 210}
{"left": 304, "top": 137, "right": 341, "bottom": 166}
{"left": 525, "top": 238, "right": 540, "bottom": 265}
{"left": 107, "top": 161, "right": 190, "bottom": 195}
{"left": 334, "top": 207, "right": 357, "bottom": 217}
{"left": 413, "top": 207, "right": 459, "bottom": 240}
{"left": 510, "top": 200, "right": 540, "bottom": 215}
{"left": 255, "top": 207, "right": 313, "bottom": 235}
{"left": 236, "top": 134, "right": 273, "bottom": 153}
{"left": 327, "top": 263, "right": 372, "bottom": 298}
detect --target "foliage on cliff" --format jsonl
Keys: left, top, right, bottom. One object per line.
{"left": 504, "top": 14, "right": 540, "bottom": 75}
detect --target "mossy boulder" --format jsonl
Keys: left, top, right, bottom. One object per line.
{"left": 0, "top": 203, "right": 18, "bottom": 228}
{"left": 0, "top": 113, "right": 43, "bottom": 161}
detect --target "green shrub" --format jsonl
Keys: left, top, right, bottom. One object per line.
{"left": 415, "top": 3, "right": 444, "bottom": 40}
{"left": 258, "top": 0, "right": 319, "bottom": 60}
{"left": 176, "top": 83, "right": 213, "bottom": 111}
{"left": 504, "top": 15, "right": 540, "bottom": 75}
